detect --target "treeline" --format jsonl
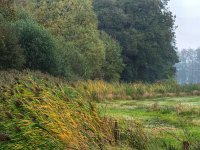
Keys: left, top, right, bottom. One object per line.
{"left": 94, "top": 0, "right": 178, "bottom": 82}
{"left": 176, "top": 48, "right": 200, "bottom": 84}
{"left": 0, "top": 0, "right": 178, "bottom": 82}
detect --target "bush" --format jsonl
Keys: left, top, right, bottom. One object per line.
{"left": 13, "top": 20, "right": 58, "bottom": 74}
{"left": 100, "top": 31, "right": 124, "bottom": 81}
{"left": 0, "top": 20, "right": 25, "bottom": 70}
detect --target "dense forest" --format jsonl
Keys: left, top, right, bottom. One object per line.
{"left": 0, "top": 0, "right": 178, "bottom": 82}
{"left": 94, "top": 0, "right": 178, "bottom": 82}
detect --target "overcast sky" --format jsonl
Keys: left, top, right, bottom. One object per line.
{"left": 168, "top": 0, "right": 200, "bottom": 50}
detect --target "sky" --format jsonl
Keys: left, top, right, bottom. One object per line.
{"left": 168, "top": 0, "right": 200, "bottom": 50}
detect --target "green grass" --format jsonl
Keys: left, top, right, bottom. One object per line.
{"left": 0, "top": 70, "right": 113, "bottom": 150}
{"left": 99, "top": 96, "right": 200, "bottom": 149}
{"left": 1, "top": 71, "right": 200, "bottom": 149}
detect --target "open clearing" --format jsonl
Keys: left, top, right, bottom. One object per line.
{"left": 99, "top": 96, "right": 200, "bottom": 149}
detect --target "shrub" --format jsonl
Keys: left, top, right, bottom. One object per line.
{"left": 13, "top": 20, "right": 58, "bottom": 74}
{"left": 0, "top": 21, "right": 25, "bottom": 70}
{"left": 100, "top": 31, "right": 124, "bottom": 81}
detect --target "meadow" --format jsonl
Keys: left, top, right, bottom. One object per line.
{"left": 99, "top": 97, "right": 200, "bottom": 149}
{"left": 74, "top": 80, "right": 200, "bottom": 149}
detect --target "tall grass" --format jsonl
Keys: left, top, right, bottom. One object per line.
{"left": 0, "top": 70, "right": 113, "bottom": 149}
{"left": 1, "top": 70, "right": 200, "bottom": 149}
{"left": 74, "top": 80, "right": 200, "bottom": 101}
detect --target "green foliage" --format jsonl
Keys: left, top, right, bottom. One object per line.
{"left": 100, "top": 32, "right": 125, "bottom": 81}
{"left": 52, "top": 37, "right": 77, "bottom": 79}
{"left": 0, "top": 20, "right": 25, "bottom": 70}
{"left": 13, "top": 20, "right": 58, "bottom": 74}
{"left": 1, "top": 0, "right": 178, "bottom": 82}
{"left": 94, "top": 0, "right": 178, "bottom": 82}
{"left": 31, "top": 0, "right": 106, "bottom": 79}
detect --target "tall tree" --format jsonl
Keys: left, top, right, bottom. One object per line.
{"left": 94, "top": 0, "right": 178, "bottom": 82}
{"left": 30, "top": 0, "right": 106, "bottom": 79}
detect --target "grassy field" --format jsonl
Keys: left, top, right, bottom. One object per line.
{"left": 99, "top": 96, "right": 200, "bottom": 149}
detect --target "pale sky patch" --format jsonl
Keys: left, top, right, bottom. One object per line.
{"left": 168, "top": 0, "right": 200, "bottom": 50}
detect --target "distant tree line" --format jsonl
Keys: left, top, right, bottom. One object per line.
{"left": 0, "top": 0, "right": 178, "bottom": 82}
{"left": 176, "top": 48, "right": 200, "bottom": 84}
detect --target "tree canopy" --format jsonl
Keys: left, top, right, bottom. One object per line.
{"left": 0, "top": 0, "right": 178, "bottom": 82}
{"left": 30, "top": 0, "right": 106, "bottom": 79}
{"left": 94, "top": 0, "right": 178, "bottom": 82}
